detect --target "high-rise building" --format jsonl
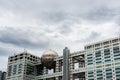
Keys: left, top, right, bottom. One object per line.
{"left": 6, "top": 37, "right": 120, "bottom": 80}
{"left": 0, "top": 71, "right": 6, "bottom": 80}
{"left": 1, "top": 72, "right": 6, "bottom": 80}
{"left": 7, "top": 52, "right": 41, "bottom": 80}
{"left": 0, "top": 71, "right": 2, "bottom": 80}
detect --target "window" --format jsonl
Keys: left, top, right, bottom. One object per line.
{"left": 113, "top": 46, "right": 119, "bottom": 53}
{"left": 88, "top": 71, "right": 94, "bottom": 79}
{"left": 13, "top": 65, "right": 17, "bottom": 75}
{"left": 115, "top": 66, "right": 120, "bottom": 79}
{"left": 96, "top": 57, "right": 101, "bottom": 60}
{"left": 96, "top": 69, "right": 103, "bottom": 79}
{"left": 18, "top": 64, "right": 22, "bottom": 74}
{"left": 87, "top": 60, "right": 93, "bottom": 62}
{"left": 95, "top": 51, "right": 101, "bottom": 57}
{"left": 104, "top": 49, "right": 111, "bottom": 63}
{"left": 114, "top": 57, "right": 120, "bottom": 61}
{"left": 26, "top": 64, "right": 35, "bottom": 75}
{"left": 95, "top": 51, "right": 102, "bottom": 65}
{"left": 106, "top": 68, "right": 112, "bottom": 79}
{"left": 87, "top": 54, "right": 93, "bottom": 66}
{"left": 96, "top": 61, "right": 102, "bottom": 64}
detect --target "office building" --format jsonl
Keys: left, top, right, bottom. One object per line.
{"left": 0, "top": 71, "right": 2, "bottom": 80}
{"left": 1, "top": 72, "right": 6, "bottom": 80}
{"left": 0, "top": 71, "right": 6, "bottom": 80}
{"left": 7, "top": 37, "right": 120, "bottom": 80}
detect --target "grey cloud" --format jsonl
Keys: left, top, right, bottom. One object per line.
{"left": 0, "top": 47, "right": 10, "bottom": 57}
{"left": 89, "top": 32, "right": 100, "bottom": 39}
{"left": 0, "top": 0, "right": 120, "bottom": 24}
{"left": 1, "top": 0, "right": 120, "bottom": 71}
{"left": 115, "top": 15, "right": 120, "bottom": 26}
{"left": 37, "top": 11, "right": 68, "bottom": 23}
{"left": 57, "top": 20, "right": 75, "bottom": 35}
{"left": 59, "top": 25, "right": 72, "bottom": 34}
{"left": 0, "top": 0, "right": 119, "bottom": 51}
{"left": 74, "top": 31, "right": 100, "bottom": 43}
{"left": 0, "top": 27, "right": 50, "bottom": 49}
{"left": 85, "top": 7, "right": 120, "bottom": 23}
{"left": 83, "top": 31, "right": 101, "bottom": 42}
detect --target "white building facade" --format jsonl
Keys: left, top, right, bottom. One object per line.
{"left": 7, "top": 37, "right": 120, "bottom": 80}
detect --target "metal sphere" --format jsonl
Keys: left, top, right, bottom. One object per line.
{"left": 41, "top": 50, "right": 58, "bottom": 69}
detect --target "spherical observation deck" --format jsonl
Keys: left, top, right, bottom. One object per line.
{"left": 41, "top": 50, "right": 58, "bottom": 69}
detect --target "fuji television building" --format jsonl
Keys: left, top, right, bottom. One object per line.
{"left": 6, "top": 37, "right": 120, "bottom": 80}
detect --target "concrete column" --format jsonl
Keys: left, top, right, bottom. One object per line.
{"left": 69, "top": 57, "right": 73, "bottom": 80}
{"left": 60, "top": 60, "right": 63, "bottom": 72}
{"left": 55, "top": 60, "right": 59, "bottom": 72}
{"left": 63, "top": 47, "right": 70, "bottom": 80}
{"left": 44, "top": 67, "right": 48, "bottom": 74}
{"left": 56, "top": 60, "right": 60, "bottom": 80}
{"left": 69, "top": 74, "right": 73, "bottom": 80}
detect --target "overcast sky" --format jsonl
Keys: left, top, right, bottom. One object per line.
{"left": 0, "top": 0, "right": 120, "bottom": 71}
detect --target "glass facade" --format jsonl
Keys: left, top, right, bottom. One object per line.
{"left": 87, "top": 53, "right": 94, "bottom": 66}
{"left": 113, "top": 46, "right": 120, "bottom": 61}
{"left": 8, "top": 63, "right": 23, "bottom": 76}
{"left": 104, "top": 49, "right": 111, "bottom": 63}
{"left": 86, "top": 39, "right": 120, "bottom": 80}
{"left": 87, "top": 71, "right": 94, "bottom": 80}
{"left": 115, "top": 66, "right": 120, "bottom": 79}
{"left": 96, "top": 69, "right": 103, "bottom": 80}
{"left": 95, "top": 51, "right": 102, "bottom": 64}
{"left": 26, "top": 64, "right": 35, "bottom": 75}
{"left": 18, "top": 64, "right": 22, "bottom": 74}
{"left": 13, "top": 65, "right": 17, "bottom": 75}
{"left": 105, "top": 68, "right": 112, "bottom": 80}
